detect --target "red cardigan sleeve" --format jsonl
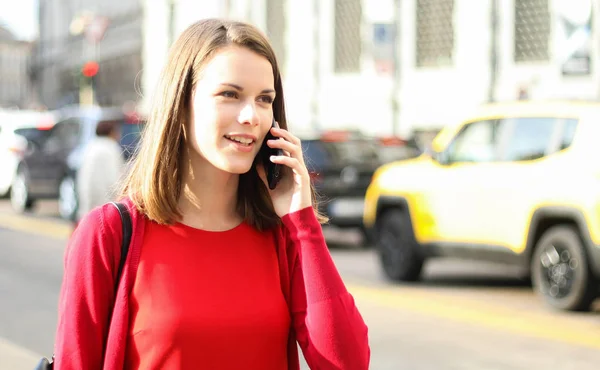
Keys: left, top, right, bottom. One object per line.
{"left": 281, "top": 207, "right": 371, "bottom": 370}
{"left": 53, "top": 205, "right": 122, "bottom": 370}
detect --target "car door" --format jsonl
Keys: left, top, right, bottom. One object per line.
{"left": 474, "top": 116, "right": 571, "bottom": 251}
{"left": 22, "top": 125, "right": 57, "bottom": 195}
{"left": 425, "top": 119, "right": 504, "bottom": 243}
{"left": 29, "top": 118, "right": 82, "bottom": 195}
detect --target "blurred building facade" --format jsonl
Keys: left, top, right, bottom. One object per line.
{"left": 140, "top": 0, "right": 600, "bottom": 138}
{"left": 29, "top": 0, "right": 597, "bottom": 136}
{"left": 397, "top": 0, "right": 599, "bottom": 137}
{"left": 32, "top": 0, "right": 143, "bottom": 109}
{"left": 140, "top": 0, "right": 326, "bottom": 134}
{"left": 0, "top": 26, "right": 34, "bottom": 109}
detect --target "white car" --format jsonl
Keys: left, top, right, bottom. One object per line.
{"left": 0, "top": 110, "right": 55, "bottom": 198}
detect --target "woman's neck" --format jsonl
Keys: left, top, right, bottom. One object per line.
{"left": 178, "top": 154, "right": 242, "bottom": 231}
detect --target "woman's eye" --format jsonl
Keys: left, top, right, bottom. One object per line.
{"left": 258, "top": 95, "right": 274, "bottom": 104}
{"left": 220, "top": 91, "right": 238, "bottom": 98}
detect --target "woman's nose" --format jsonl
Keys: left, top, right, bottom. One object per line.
{"left": 237, "top": 103, "right": 259, "bottom": 126}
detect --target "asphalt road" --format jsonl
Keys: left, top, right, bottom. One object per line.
{"left": 0, "top": 200, "right": 599, "bottom": 370}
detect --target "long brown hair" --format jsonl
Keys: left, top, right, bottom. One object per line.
{"left": 119, "top": 19, "right": 327, "bottom": 230}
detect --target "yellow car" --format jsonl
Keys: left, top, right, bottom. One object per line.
{"left": 363, "top": 101, "right": 600, "bottom": 311}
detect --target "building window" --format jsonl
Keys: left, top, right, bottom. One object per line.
{"left": 334, "top": 0, "right": 362, "bottom": 73}
{"left": 416, "top": 0, "right": 454, "bottom": 67}
{"left": 514, "top": 0, "right": 550, "bottom": 62}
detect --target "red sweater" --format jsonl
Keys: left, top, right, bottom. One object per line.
{"left": 53, "top": 198, "right": 370, "bottom": 370}
{"left": 125, "top": 221, "right": 290, "bottom": 369}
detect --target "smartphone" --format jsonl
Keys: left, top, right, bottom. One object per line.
{"left": 261, "top": 118, "right": 284, "bottom": 190}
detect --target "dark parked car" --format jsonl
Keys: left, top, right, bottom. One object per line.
{"left": 300, "top": 131, "right": 383, "bottom": 241}
{"left": 11, "top": 105, "right": 145, "bottom": 220}
{"left": 376, "top": 135, "right": 422, "bottom": 163}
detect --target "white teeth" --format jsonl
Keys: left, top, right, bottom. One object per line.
{"left": 225, "top": 135, "right": 253, "bottom": 145}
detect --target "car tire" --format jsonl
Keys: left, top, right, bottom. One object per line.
{"left": 10, "top": 170, "right": 34, "bottom": 213}
{"left": 58, "top": 176, "right": 78, "bottom": 221}
{"left": 531, "top": 225, "right": 598, "bottom": 311}
{"left": 377, "top": 209, "right": 424, "bottom": 281}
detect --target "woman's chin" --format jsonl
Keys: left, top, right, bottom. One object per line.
{"left": 219, "top": 160, "right": 255, "bottom": 175}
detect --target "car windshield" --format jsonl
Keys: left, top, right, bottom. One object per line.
{"left": 302, "top": 139, "right": 379, "bottom": 170}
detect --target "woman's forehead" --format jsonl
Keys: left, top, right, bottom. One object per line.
{"left": 198, "top": 45, "right": 274, "bottom": 89}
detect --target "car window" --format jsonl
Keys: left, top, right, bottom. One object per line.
{"left": 302, "top": 140, "right": 330, "bottom": 171}
{"left": 301, "top": 139, "right": 379, "bottom": 170}
{"left": 332, "top": 140, "right": 379, "bottom": 162}
{"left": 446, "top": 120, "right": 501, "bottom": 163}
{"left": 502, "top": 117, "right": 559, "bottom": 161}
{"left": 44, "top": 118, "right": 81, "bottom": 152}
{"left": 559, "top": 119, "right": 578, "bottom": 150}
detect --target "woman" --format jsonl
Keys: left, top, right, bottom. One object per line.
{"left": 53, "top": 19, "right": 370, "bottom": 370}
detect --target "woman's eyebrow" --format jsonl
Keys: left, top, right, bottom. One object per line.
{"left": 220, "top": 82, "right": 244, "bottom": 90}
{"left": 220, "top": 83, "right": 275, "bottom": 94}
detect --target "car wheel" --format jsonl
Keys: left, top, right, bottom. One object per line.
{"left": 10, "top": 170, "right": 34, "bottom": 213}
{"left": 58, "top": 176, "right": 78, "bottom": 221}
{"left": 377, "top": 209, "right": 424, "bottom": 281}
{"left": 531, "top": 225, "right": 598, "bottom": 311}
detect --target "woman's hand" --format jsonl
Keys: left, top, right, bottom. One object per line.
{"left": 258, "top": 123, "right": 312, "bottom": 218}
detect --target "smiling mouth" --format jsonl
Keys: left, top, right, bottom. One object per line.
{"left": 224, "top": 135, "right": 255, "bottom": 146}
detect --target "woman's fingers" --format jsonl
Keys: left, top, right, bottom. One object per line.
{"left": 267, "top": 137, "right": 299, "bottom": 157}
{"left": 271, "top": 125, "right": 301, "bottom": 146}
{"left": 269, "top": 155, "right": 307, "bottom": 176}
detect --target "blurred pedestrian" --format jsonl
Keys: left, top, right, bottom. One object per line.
{"left": 53, "top": 19, "right": 370, "bottom": 370}
{"left": 74, "top": 119, "right": 125, "bottom": 228}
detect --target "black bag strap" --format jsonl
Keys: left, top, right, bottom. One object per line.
{"left": 37, "top": 202, "right": 133, "bottom": 370}
{"left": 110, "top": 201, "right": 132, "bottom": 292}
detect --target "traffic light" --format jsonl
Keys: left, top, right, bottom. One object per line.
{"left": 79, "top": 61, "right": 99, "bottom": 106}
{"left": 82, "top": 61, "right": 99, "bottom": 78}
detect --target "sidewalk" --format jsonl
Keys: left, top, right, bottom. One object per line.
{"left": 0, "top": 336, "right": 44, "bottom": 370}
{"left": 0, "top": 213, "right": 71, "bottom": 241}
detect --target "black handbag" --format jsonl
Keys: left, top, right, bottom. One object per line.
{"left": 34, "top": 202, "right": 133, "bottom": 370}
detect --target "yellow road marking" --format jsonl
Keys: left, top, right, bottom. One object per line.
{"left": 0, "top": 336, "right": 44, "bottom": 370}
{"left": 1, "top": 212, "right": 599, "bottom": 351}
{"left": 347, "top": 283, "right": 600, "bottom": 350}
{"left": 0, "top": 213, "right": 71, "bottom": 240}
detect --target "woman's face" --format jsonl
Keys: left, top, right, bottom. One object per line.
{"left": 189, "top": 45, "right": 276, "bottom": 174}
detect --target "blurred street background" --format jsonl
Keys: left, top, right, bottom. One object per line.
{"left": 2, "top": 0, "right": 600, "bottom": 369}
{"left": 1, "top": 200, "right": 599, "bottom": 370}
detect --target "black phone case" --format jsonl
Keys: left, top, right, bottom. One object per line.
{"left": 262, "top": 119, "right": 283, "bottom": 190}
